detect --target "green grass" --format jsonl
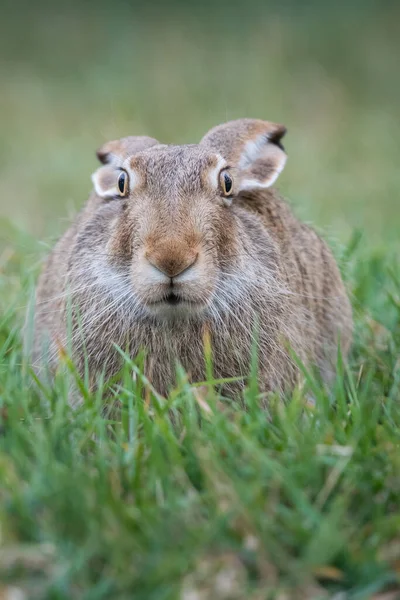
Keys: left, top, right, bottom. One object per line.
{"left": 1, "top": 1, "right": 400, "bottom": 598}
{"left": 1, "top": 235, "right": 400, "bottom": 599}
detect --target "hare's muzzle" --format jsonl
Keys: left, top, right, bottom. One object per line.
{"left": 134, "top": 237, "right": 212, "bottom": 319}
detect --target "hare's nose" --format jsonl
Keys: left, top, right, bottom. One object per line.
{"left": 146, "top": 247, "right": 198, "bottom": 279}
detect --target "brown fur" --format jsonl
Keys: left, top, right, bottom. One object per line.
{"left": 31, "top": 119, "right": 352, "bottom": 400}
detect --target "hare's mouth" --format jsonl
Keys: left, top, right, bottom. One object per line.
{"left": 150, "top": 293, "right": 200, "bottom": 308}
{"left": 165, "top": 291, "right": 181, "bottom": 305}
{"left": 145, "top": 290, "right": 207, "bottom": 320}
{"left": 147, "top": 291, "right": 184, "bottom": 307}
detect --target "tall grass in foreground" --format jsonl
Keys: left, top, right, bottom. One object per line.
{"left": 0, "top": 233, "right": 399, "bottom": 599}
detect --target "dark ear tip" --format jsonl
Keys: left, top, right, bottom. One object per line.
{"left": 270, "top": 125, "right": 287, "bottom": 151}
{"left": 96, "top": 149, "right": 110, "bottom": 164}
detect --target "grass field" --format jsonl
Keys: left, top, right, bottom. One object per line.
{"left": 1, "top": 1, "right": 400, "bottom": 598}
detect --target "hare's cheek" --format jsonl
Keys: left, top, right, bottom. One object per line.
{"left": 105, "top": 218, "right": 135, "bottom": 260}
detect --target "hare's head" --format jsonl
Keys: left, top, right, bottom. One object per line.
{"left": 91, "top": 119, "right": 287, "bottom": 321}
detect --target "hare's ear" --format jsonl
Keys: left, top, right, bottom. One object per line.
{"left": 91, "top": 165, "right": 122, "bottom": 199}
{"left": 92, "top": 135, "right": 160, "bottom": 198}
{"left": 96, "top": 135, "right": 160, "bottom": 166}
{"left": 201, "top": 119, "right": 287, "bottom": 192}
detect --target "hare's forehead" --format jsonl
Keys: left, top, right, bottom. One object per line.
{"left": 126, "top": 145, "right": 226, "bottom": 189}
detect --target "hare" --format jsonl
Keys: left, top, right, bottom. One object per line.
{"left": 31, "top": 119, "right": 352, "bottom": 399}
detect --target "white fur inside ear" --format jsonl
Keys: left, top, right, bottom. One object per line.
{"left": 239, "top": 134, "right": 269, "bottom": 169}
{"left": 238, "top": 139, "right": 287, "bottom": 191}
{"left": 92, "top": 165, "right": 140, "bottom": 198}
{"left": 207, "top": 154, "right": 227, "bottom": 188}
{"left": 240, "top": 154, "right": 287, "bottom": 190}
{"left": 91, "top": 169, "right": 118, "bottom": 198}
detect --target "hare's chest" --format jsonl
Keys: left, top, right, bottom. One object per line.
{"left": 129, "top": 324, "right": 207, "bottom": 395}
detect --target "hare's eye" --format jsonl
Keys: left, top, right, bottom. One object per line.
{"left": 117, "top": 171, "right": 129, "bottom": 196}
{"left": 219, "top": 170, "right": 233, "bottom": 196}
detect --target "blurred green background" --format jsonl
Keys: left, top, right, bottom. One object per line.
{"left": 1, "top": 0, "right": 399, "bottom": 246}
